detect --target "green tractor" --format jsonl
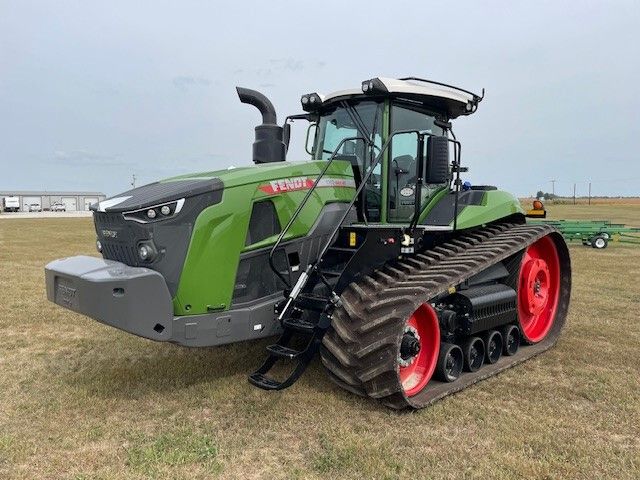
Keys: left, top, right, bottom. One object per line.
{"left": 45, "top": 77, "right": 571, "bottom": 409}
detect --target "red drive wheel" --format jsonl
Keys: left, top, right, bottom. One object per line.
{"left": 398, "top": 304, "right": 440, "bottom": 396}
{"left": 517, "top": 235, "right": 561, "bottom": 343}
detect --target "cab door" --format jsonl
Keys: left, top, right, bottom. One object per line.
{"left": 387, "top": 102, "right": 446, "bottom": 223}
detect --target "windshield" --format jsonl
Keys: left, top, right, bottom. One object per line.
{"left": 314, "top": 100, "right": 383, "bottom": 159}
{"left": 314, "top": 100, "right": 384, "bottom": 221}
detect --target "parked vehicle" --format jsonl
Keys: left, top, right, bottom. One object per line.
{"left": 45, "top": 77, "right": 571, "bottom": 409}
{"left": 2, "top": 196, "right": 20, "bottom": 212}
{"left": 28, "top": 204, "right": 42, "bottom": 212}
{"left": 51, "top": 203, "right": 67, "bottom": 212}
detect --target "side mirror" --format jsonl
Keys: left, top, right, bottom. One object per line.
{"left": 305, "top": 123, "right": 317, "bottom": 156}
{"left": 283, "top": 122, "right": 291, "bottom": 154}
{"left": 425, "top": 136, "right": 449, "bottom": 184}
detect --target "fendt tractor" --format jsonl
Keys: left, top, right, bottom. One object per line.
{"left": 46, "top": 77, "right": 571, "bottom": 409}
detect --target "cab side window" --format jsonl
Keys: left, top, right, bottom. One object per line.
{"left": 388, "top": 104, "right": 445, "bottom": 222}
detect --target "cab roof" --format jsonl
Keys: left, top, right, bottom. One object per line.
{"left": 311, "top": 77, "right": 483, "bottom": 119}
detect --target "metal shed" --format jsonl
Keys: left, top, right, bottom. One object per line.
{"left": 0, "top": 191, "right": 106, "bottom": 212}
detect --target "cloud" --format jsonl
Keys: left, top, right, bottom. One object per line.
{"left": 234, "top": 57, "right": 326, "bottom": 79}
{"left": 269, "top": 58, "right": 304, "bottom": 72}
{"left": 53, "top": 150, "right": 127, "bottom": 167}
{"left": 172, "top": 76, "right": 212, "bottom": 90}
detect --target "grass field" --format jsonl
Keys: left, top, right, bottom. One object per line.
{"left": 1, "top": 203, "right": 639, "bottom": 479}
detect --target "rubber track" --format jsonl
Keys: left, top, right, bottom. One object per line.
{"left": 320, "top": 223, "right": 572, "bottom": 409}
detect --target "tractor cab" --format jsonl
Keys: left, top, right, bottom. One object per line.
{"left": 299, "top": 77, "right": 483, "bottom": 224}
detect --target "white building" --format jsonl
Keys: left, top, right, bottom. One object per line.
{"left": 0, "top": 190, "right": 106, "bottom": 212}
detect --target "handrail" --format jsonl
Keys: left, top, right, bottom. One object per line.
{"left": 274, "top": 128, "right": 461, "bottom": 321}
{"left": 270, "top": 127, "right": 461, "bottom": 295}
{"left": 314, "top": 129, "right": 441, "bottom": 266}
{"left": 268, "top": 136, "right": 366, "bottom": 288}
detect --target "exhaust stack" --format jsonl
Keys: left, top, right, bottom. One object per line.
{"left": 236, "top": 87, "right": 286, "bottom": 164}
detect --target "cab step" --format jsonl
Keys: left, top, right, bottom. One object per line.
{"left": 296, "top": 292, "right": 330, "bottom": 312}
{"left": 266, "top": 344, "right": 302, "bottom": 359}
{"left": 248, "top": 372, "right": 281, "bottom": 390}
{"left": 282, "top": 316, "right": 315, "bottom": 333}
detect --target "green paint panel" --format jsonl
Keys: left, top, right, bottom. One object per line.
{"left": 172, "top": 160, "right": 355, "bottom": 315}
{"left": 453, "top": 190, "right": 524, "bottom": 229}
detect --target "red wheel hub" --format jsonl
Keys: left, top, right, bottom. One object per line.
{"left": 517, "top": 235, "right": 561, "bottom": 343}
{"left": 399, "top": 304, "right": 440, "bottom": 396}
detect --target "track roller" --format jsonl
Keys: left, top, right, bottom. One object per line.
{"left": 501, "top": 324, "right": 520, "bottom": 356}
{"left": 462, "top": 337, "right": 485, "bottom": 372}
{"left": 435, "top": 343, "right": 463, "bottom": 382}
{"left": 482, "top": 330, "right": 503, "bottom": 364}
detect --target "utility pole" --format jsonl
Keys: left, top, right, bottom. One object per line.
{"left": 588, "top": 182, "right": 592, "bottom": 205}
{"left": 550, "top": 179, "right": 556, "bottom": 199}
{"left": 131, "top": 174, "right": 137, "bottom": 189}
{"left": 573, "top": 183, "right": 576, "bottom": 205}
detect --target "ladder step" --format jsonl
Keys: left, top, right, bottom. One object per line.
{"left": 282, "top": 316, "right": 315, "bottom": 333}
{"left": 296, "top": 292, "right": 329, "bottom": 312}
{"left": 327, "top": 246, "right": 358, "bottom": 253}
{"left": 248, "top": 372, "right": 282, "bottom": 390}
{"left": 266, "top": 344, "right": 302, "bottom": 359}
{"left": 321, "top": 270, "right": 341, "bottom": 277}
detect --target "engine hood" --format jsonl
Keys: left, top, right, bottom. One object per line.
{"left": 93, "top": 160, "right": 354, "bottom": 213}
{"left": 92, "top": 177, "right": 223, "bottom": 213}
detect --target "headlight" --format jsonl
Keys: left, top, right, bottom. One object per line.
{"left": 123, "top": 198, "right": 185, "bottom": 223}
{"left": 96, "top": 240, "right": 103, "bottom": 253}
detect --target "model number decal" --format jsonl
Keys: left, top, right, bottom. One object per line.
{"left": 258, "top": 177, "right": 355, "bottom": 195}
{"left": 101, "top": 229, "right": 119, "bottom": 238}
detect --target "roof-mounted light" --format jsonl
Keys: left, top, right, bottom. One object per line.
{"left": 361, "top": 78, "right": 389, "bottom": 94}
{"left": 301, "top": 92, "right": 323, "bottom": 112}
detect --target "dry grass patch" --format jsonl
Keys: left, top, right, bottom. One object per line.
{"left": 1, "top": 211, "right": 639, "bottom": 479}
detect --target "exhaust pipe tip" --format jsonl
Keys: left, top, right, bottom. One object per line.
{"left": 236, "top": 87, "right": 277, "bottom": 125}
{"left": 236, "top": 86, "right": 285, "bottom": 164}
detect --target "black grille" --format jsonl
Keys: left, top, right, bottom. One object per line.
{"left": 102, "top": 241, "right": 140, "bottom": 266}
{"left": 94, "top": 212, "right": 145, "bottom": 267}
{"left": 94, "top": 211, "right": 122, "bottom": 226}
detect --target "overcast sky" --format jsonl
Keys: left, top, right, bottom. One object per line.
{"left": 1, "top": 1, "right": 639, "bottom": 197}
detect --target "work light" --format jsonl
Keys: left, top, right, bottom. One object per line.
{"left": 361, "top": 78, "right": 388, "bottom": 94}
{"left": 301, "top": 92, "right": 322, "bottom": 112}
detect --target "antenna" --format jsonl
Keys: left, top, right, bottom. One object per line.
{"left": 131, "top": 174, "right": 137, "bottom": 189}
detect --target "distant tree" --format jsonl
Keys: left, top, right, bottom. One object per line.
{"left": 536, "top": 190, "right": 544, "bottom": 199}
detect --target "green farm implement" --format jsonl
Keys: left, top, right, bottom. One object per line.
{"left": 537, "top": 220, "right": 640, "bottom": 249}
